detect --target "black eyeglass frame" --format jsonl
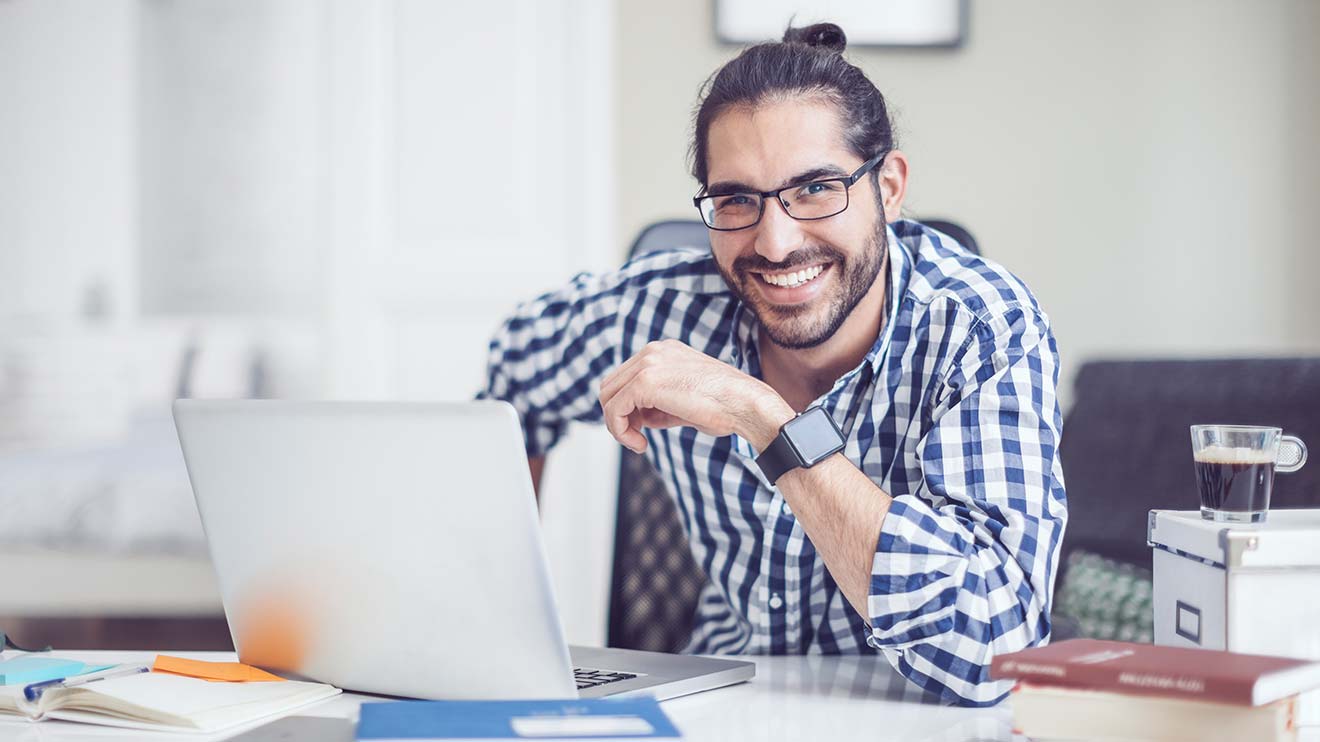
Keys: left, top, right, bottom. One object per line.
{"left": 692, "top": 151, "right": 888, "bottom": 232}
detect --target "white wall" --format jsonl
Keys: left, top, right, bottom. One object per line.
{"left": 616, "top": 0, "right": 1320, "bottom": 397}
{"left": 0, "top": 0, "right": 136, "bottom": 323}
{"left": 0, "top": 0, "right": 139, "bottom": 448}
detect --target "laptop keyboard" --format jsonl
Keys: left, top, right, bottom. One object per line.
{"left": 573, "top": 667, "right": 639, "bottom": 690}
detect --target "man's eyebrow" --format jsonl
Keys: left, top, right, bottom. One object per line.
{"left": 706, "top": 165, "right": 852, "bottom": 196}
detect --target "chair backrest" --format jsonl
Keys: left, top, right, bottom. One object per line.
{"left": 625, "top": 217, "right": 980, "bottom": 258}
{"left": 627, "top": 219, "right": 710, "bottom": 258}
{"left": 922, "top": 218, "right": 980, "bottom": 255}
{"left": 606, "top": 216, "right": 981, "bottom": 651}
{"left": 607, "top": 221, "right": 711, "bottom": 652}
{"left": 607, "top": 451, "right": 709, "bottom": 651}
{"left": 1060, "top": 358, "right": 1320, "bottom": 568}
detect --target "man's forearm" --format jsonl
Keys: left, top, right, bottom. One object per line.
{"left": 594, "top": 340, "right": 896, "bottom": 621}
{"left": 741, "top": 402, "right": 893, "bottom": 621}
{"left": 775, "top": 455, "right": 892, "bottom": 620}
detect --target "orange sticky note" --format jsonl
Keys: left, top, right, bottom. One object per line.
{"left": 152, "top": 655, "right": 286, "bottom": 683}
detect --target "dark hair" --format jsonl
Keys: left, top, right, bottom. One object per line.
{"left": 690, "top": 22, "right": 896, "bottom": 187}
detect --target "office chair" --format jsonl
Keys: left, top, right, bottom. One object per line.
{"left": 1061, "top": 358, "right": 1320, "bottom": 568}
{"left": 606, "top": 223, "right": 710, "bottom": 653}
{"left": 922, "top": 218, "right": 980, "bottom": 256}
{"left": 1052, "top": 357, "right": 1320, "bottom": 642}
{"left": 624, "top": 217, "right": 980, "bottom": 259}
{"left": 605, "top": 217, "right": 981, "bottom": 651}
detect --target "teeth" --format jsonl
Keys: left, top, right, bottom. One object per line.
{"left": 762, "top": 265, "right": 823, "bottom": 288}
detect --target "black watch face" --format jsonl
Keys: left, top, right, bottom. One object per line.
{"left": 783, "top": 408, "right": 844, "bottom": 465}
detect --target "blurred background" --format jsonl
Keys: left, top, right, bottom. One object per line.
{"left": 2, "top": 0, "right": 1318, "bottom": 652}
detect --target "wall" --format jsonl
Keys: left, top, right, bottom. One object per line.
{"left": 0, "top": 0, "right": 136, "bottom": 324}
{"left": 0, "top": 0, "right": 139, "bottom": 448}
{"left": 616, "top": 0, "right": 1320, "bottom": 397}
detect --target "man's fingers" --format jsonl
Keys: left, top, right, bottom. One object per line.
{"left": 621, "top": 410, "right": 648, "bottom": 453}
{"left": 612, "top": 408, "right": 647, "bottom": 454}
{"left": 603, "top": 380, "right": 694, "bottom": 453}
{"left": 599, "top": 351, "right": 648, "bottom": 406}
{"left": 616, "top": 420, "right": 647, "bottom": 454}
{"left": 619, "top": 408, "right": 695, "bottom": 454}
{"left": 638, "top": 408, "right": 687, "bottom": 430}
{"left": 600, "top": 339, "right": 746, "bottom": 448}
{"left": 606, "top": 402, "right": 635, "bottom": 448}
{"left": 602, "top": 386, "right": 642, "bottom": 452}
{"left": 599, "top": 340, "right": 686, "bottom": 405}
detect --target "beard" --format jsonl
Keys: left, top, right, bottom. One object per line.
{"left": 716, "top": 217, "right": 888, "bottom": 350}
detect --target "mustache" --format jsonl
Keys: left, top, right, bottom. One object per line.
{"left": 732, "top": 245, "right": 845, "bottom": 274}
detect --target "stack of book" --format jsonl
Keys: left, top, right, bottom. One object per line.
{"left": 991, "top": 639, "right": 1320, "bottom": 741}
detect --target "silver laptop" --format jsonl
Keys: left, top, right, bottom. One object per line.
{"left": 172, "top": 399, "right": 753, "bottom": 701}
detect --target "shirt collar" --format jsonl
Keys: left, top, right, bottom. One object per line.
{"left": 866, "top": 222, "right": 913, "bottom": 372}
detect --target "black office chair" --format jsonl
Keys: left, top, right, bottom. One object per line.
{"left": 922, "top": 218, "right": 981, "bottom": 256}
{"left": 1051, "top": 358, "right": 1320, "bottom": 642}
{"left": 605, "top": 217, "right": 981, "bottom": 651}
{"left": 624, "top": 216, "right": 979, "bottom": 261}
{"left": 1061, "top": 358, "right": 1320, "bottom": 569}
{"left": 606, "top": 220, "right": 711, "bottom": 652}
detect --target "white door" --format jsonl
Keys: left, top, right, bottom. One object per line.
{"left": 321, "top": 0, "right": 621, "bottom": 645}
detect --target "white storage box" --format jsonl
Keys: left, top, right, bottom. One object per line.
{"left": 1149, "top": 508, "right": 1320, "bottom": 725}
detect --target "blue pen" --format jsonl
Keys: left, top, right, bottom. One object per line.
{"left": 23, "top": 665, "right": 150, "bottom": 702}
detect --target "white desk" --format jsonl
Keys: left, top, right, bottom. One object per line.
{"left": 0, "top": 650, "right": 1016, "bottom": 741}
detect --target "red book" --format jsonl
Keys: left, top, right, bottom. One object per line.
{"left": 991, "top": 639, "right": 1320, "bottom": 706}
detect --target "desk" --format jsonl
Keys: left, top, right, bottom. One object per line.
{"left": 0, "top": 650, "right": 1016, "bottom": 741}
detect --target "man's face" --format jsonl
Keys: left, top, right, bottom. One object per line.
{"left": 704, "top": 98, "right": 886, "bottom": 350}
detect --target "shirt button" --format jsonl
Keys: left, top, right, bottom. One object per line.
{"left": 781, "top": 501, "right": 792, "bottom": 516}
{"left": 769, "top": 593, "right": 784, "bottom": 610}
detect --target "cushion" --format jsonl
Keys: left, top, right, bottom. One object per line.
{"left": 1053, "top": 548, "right": 1153, "bottom": 643}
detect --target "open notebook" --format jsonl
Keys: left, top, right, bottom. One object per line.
{"left": 0, "top": 671, "right": 340, "bottom": 734}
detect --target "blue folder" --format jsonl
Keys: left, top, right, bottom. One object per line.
{"left": 356, "top": 697, "right": 681, "bottom": 740}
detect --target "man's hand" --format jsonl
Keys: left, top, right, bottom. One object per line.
{"left": 601, "top": 340, "right": 891, "bottom": 620}
{"left": 598, "top": 340, "right": 794, "bottom": 454}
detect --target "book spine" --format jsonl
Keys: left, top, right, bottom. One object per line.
{"left": 993, "top": 659, "right": 1256, "bottom": 705}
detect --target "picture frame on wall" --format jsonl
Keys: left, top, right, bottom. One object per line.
{"left": 715, "top": 0, "right": 968, "bottom": 49}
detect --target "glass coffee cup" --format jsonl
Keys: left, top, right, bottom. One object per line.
{"left": 1190, "top": 425, "right": 1308, "bottom": 523}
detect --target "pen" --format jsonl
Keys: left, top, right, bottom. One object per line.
{"left": 23, "top": 664, "right": 151, "bottom": 702}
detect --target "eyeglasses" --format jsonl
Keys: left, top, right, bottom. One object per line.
{"left": 693, "top": 151, "right": 887, "bottom": 232}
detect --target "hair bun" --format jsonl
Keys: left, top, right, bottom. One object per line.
{"left": 782, "top": 22, "right": 847, "bottom": 53}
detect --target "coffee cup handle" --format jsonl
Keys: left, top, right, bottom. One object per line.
{"left": 1278, "top": 435, "right": 1308, "bottom": 473}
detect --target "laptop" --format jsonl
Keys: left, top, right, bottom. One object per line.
{"left": 172, "top": 399, "right": 753, "bottom": 701}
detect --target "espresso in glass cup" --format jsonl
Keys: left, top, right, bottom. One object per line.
{"left": 1191, "top": 425, "right": 1308, "bottom": 523}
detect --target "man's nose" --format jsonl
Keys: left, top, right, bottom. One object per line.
{"left": 752, "top": 196, "right": 805, "bottom": 263}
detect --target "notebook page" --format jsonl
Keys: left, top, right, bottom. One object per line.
{"left": 48, "top": 673, "right": 340, "bottom": 732}
{"left": 48, "top": 692, "right": 342, "bottom": 735}
{"left": 0, "top": 684, "right": 28, "bottom": 717}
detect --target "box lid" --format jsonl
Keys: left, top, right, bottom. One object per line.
{"left": 1147, "top": 509, "right": 1320, "bottom": 569}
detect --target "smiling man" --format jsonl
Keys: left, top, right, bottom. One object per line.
{"left": 480, "top": 23, "right": 1067, "bottom": 706}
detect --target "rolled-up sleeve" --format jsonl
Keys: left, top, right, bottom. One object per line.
{"left": 866, "top": 301, "right": 1067, "bottom": 706}
{"left": 478, "top": 269, "right": 627, "bottom": 456}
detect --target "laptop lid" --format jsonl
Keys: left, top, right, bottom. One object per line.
{"left": 173, "top": 399, "right": 577, "bottom": 699}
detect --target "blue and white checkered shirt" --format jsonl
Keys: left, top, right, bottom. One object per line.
{"left": 481, "top": 219, "right": 1067, "bottom": 706}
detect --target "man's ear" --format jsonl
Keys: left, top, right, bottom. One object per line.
{"left": 877, "top": 149, "right": 909, "bottom": 223}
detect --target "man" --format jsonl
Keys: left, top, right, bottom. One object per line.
{"left": 481, "top": 23, "right": 1066, "bottom": 706}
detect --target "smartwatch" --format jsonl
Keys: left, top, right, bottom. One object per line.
{"left": 755, "top": 406, "right": 846, "bottom": 485}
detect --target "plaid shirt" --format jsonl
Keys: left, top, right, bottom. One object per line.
{"left": 480, "top": 219, "right": 1067, "bottom": 706}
